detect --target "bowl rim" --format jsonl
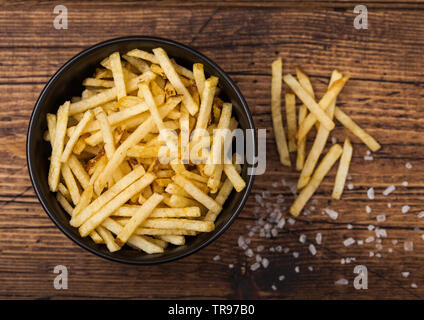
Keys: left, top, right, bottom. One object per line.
{"left": 27, "top": 36, "right": 256, "bottom": 265}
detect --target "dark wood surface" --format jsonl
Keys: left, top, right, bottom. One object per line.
{"left": 1, "top": 0, "right": 424, "bottom": 299}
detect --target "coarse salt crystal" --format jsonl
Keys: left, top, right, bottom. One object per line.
{"left": 308, "top": 266, "right": 314, "bottom": 271}
{"left": 369, "top": 251, "right": 374, "bottom": 257}
{"left": 368, "top": 225, "right": 375, "bottom": 231}
{"left": 269, "top": 247, "right": 275, "bottom": 252}
{"left": 335, "top": 279, "right": 348, "bottom": 285}
{"left": 402, "top": 205, "right": 410, "bottom": 214}
{"left": 288, "top": 218, "right": 296, "bottom": 225}
{"left": 277, "top": 218, "right": 286, "bottom": 228}
{"left": 375, "top": 228, "right": 387, "bottom": 238}
{"left": 411, "top": 283, "right": 418, "bottom": 289}
{"left": 366, "top": 150, "right": 371, "bottom": 156}
{"left": 392, "top": 239, "right": 398, "bottom": 245}
{"left": 347, "top": 183, "right": 354, "bottom": 190}
{"left": 418, "top": 211, "right": 424, "bottom": 219}
{"left": 278, "top": 275, "right": 285, "bottom": 281}
{"left": 238, "top": 236, "right": 246, "bottom": 249}
{"left": 341, "top": 258, "right": 345, "bottom": 264}
{"left": 366, "top": 205, "right": 372, "bottom": 214}
{"left": 421, "top": 234, "right": 424, "bottom": 241}
{"left": 213, "top": 255, "right": 221, "bottom": 261}
{"left": 383, "top": 185, "right": 396, "bottom": 196}
{"left": 245, "top": 249, "right": 254, "bottom": 257}
{"left": 347, "top": 224, "right": 353, "bottom": 230}
{"left": 257, "top": 245, "right": 264, "bottom": 252}
{"left": 250, "top": 262, "right": 261, "bottom": 271}
{"left": 376, "top": 243, "right": 383, "bottom": 250}
{"left": 402, "top": 181, "right": 408, "bottom": 187}
{"left": 316, "top": 233, "right": 322, "bottom": 245}
{"left": 324, "top": 208, "right": 339, "bottom": 220}
{"left": 376, "top": 215, "right": 386, "bottom": 222}
{"left": 401, "top": 272, "right": 410, "bottom": 278}
{"left": 331, "top": 137, "right": 337, "bottom": 144}
{"left": 271, "top": 228, "right": 278, "bottom": 237}
{"left": 272, "top": 181, "right": 279, "bottom": 188}
{"left": 388, "top": 248, "right": 393, "bottom": 253}
{"left": 387, "top": 203, "right": 392, "bottom": 208}
{"left": 256, "top": 254, "right": 262, "bottom": 262}
{"left": 261, "top": 258, "right": 269, "bottom": 268}
{"left": 283, "top": 247, "right": 290, "bottom": 254}
{"left": 367, "top": 188, "right": 375, "bottom": 200}
{"left": 228, "top": 264, "right": 234, "bottom": 269}
{"left": 406, "top": 162, "right": 412, "bottom": 169}
{"left": 271, "top": 284, "right": 277, "bottom": 291}
{"left": 344, "top": 237, "right": 355, "bottom": 247}
{"left": 364, "top": 155, "right": 374, "bottom": 161}
{"left": 376, "top": 253, "right": 382, "bottom": 258}
{"left": 309, "top": 244, "right": 317, "bottom": 256}
{"left": 294, "top": 266, "right": 300, "bottom": 273}
{"left": 299, "top": 234, "right": 307, "bottom": 243}
{"left": 357, "top": 240, "right": 364, "bottom": 245}
{"left": 404, "top": 241, "right": 413, "bottom": 251}
{"left": 293, "top": 252, "right": 299, "bottom": 258}
{"left": 365, "top": 236, "right": 375, "bottom": 243}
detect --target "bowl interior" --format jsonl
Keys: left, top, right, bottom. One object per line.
{"left": 27, "top": 37, "right": 255, "bottom": 264}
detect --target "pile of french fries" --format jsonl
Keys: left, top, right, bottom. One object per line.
{"left": 45, "top": 47, "right": 246, "bottom": 253}
{"left": 271, "top": 58, "right": 381, "bottom": 217}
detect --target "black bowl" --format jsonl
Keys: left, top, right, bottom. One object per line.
{"left": 27, "top": 36, "right": 255, "bottom": 264}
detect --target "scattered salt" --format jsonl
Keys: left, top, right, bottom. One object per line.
{"left": 404, "top": 241, "right": 413, "bottom": 251}
{"left": 293, "top": 251, "right": 299, "bottom": 258}
{"left": 283, "top": 247, "right": 290, "bottom": 254}
{"left": 388, "top": 248, "right": 393, "bottom": 253}
{"left": 299, "top": 234, "right": 306, "bottom": 243}
{"left": 411, "top": 283, "right": 418, "bottom": 289}
{"left": 376, "top": 253, "right": 382, "bottom": 258}
{"left": 277, "top": 218, "right": 286, "bottom": 228}
{"left": 272, "top": 182, "right": 279, "bottom": 188}
{"left": 405, "top": 162, "right": 412, "bottom": 169}
{"left": 401, "top": 272, "right": 410, "bottom": 278}
{"left": 347, "top": 183, "right": 354, "bottom": 190}
{"left": 275, "top": 245, "right": 282, "bottom": 253}
{"left": 245, "top": 249, "right": 254, "bottom": 257}
{"left": 228, "top": 264, "right": 234, "bottom": 269}
{"left": 402, "top": 181, "right": 408, "bottom": 187}
{"left": 271, "top": 284, "right": 277, "bottom": 291}
{"left": 376, "top": 215, "right": 386, "bottom": 222}
{"left": 261, "top": 258, "right": 269, "bottom": 268}
{"left": 364, "top": 155, "right": 374, "bottom": 161}
{"left": 383, "top": 185, "right": 396, "bottom": 196}
{"left": 387, "top": 203, "right": 392, "bottom": 208}
{"left": 288, "top": 218, "right": 296, "bottom": 225}
{"left": 368, "top": 225, "right": 375, "bottom": 231}
{"left": 367, "top": 188, "right": 375, "bottom": 200}
{"left": 278, "top": 275, "right": 285, "bottom": 281}
{"left": 250, "top": 262, "right": 260, "bottom": 271}
{"left": 316, "top": 233, "right": 322, "bottom": 245}
{"left": 256, "top": 254, "right": 262, "bottom": 262}
{"left": 392, "top": 239, "right": 398, "bottom": 245}
{"left": 331, "top": 137, "right": 337, "bottom": 144}
{"left": 402, "top": 205, "right": 410, "bottom": 214}
{"left": 366, "top": 205, "right": 372, "bottom": 214}
{"left": 341, "top": 258, "right": 345, "bottom": 264}
{"left": 213, "top": 255, "right": 221, "bottom": 261}
{"left": 418, "top": 211, "right": 424, "bottom": 219}
{"left": 324, "top": 208, "right": 339, "bottom": 220}
{"left": 335, "top": 279, "right": 348, "bottom": 285}
{"left": 375, "top": 228, "right": 387, "bottom": 238}
{"left": 294, "top": 266, "right": 300, "bottom": 273}
{"left": 369, "top": 251, "right": 374, "bottom": 257}
{"left": 343, "top": 238, "right": 355, "bottom": 247}
{"left": 308, "top": 266, "right": 314, "bottom": 271}
{"left": 309, "top": 244, "right": 317, "bottom": 256}
{"left": 357, "top": 240, "right": 364, "bottom": 245}
{"left": 347, "top": 224, "right": 353, "bottom": 230}
{"left": 257, "top": 245, "right": 264, "bottom": 252}
{"left": 365, "top": 236, "right": 375, "bottom": 243}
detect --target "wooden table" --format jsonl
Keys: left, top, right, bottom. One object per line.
{"left": 1, "top": 0, "right": 424, "bottom": 299}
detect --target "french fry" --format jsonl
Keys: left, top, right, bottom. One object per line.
{"left": 134, "top": 228, "right": 197, "bottom": 236}
{"left": 297, "top": 71, "right": 342, "bottom": 189}
{"left": 223, "top": 162, "right": 246, "bottom": 192}
{"left": 72, "top": 185, "right": 93, "bottom": 217}
{"left": 46, "top": 113, "right": 56, "bottom": 145}
{"left": 48, "top": 101, "right": 69, "bottom": 192}
{"left": 96, "top": 225, "right": 121, "bottom": 252}
{"left": 83, "top": 78, "right": 115, "bottom": 88}
{"left": 290, "top": 144, "right": 343, "bottom": 217}
{"left": 285, "top": 93, "right": 297, "bottom": 152}
{"left": 164, "top": 183, "right": 191, "bottom": 198}
{"left": 127, "top": 48, "right": 159, "bottom": 64}
{"left": 153, "top": 47, "right": 198, "bottom": 115}
{"left": 296, "top": 105, "right": 308, "bottom": 171}
{"left": 70, "top": 165, "right": 146, "bottom": 227}
{"left": 109, "top": 52, "right": 127, "bottom": 99}
{"left": 79, "top": 173, "right": 156, "bottom": 237}
{"left": 141, "top": 218, "right": 214, "bottom": 232}
{"left": 193, "top": 63, "right": 205, "bottom": 96}
{"left": 102, "top": 217, "right": 163, "bottom": 254}
{"left": 116, "top": 193, "right": 163, "bottom": 246}
{"left": 284, "top": 73, "right": 335, "bottom": 131}
{"left": 334, "top": 107, "right": 381, "bottom": 152}
{"left": 112, "top": 205, "right": 201, "bottom": 218}
{"left": 192, "top": 76, "right": 219, "bottom": 142}
{"left": 204, "top": 177, "right": 234, "bottom": 222}
{"left": 122, "top": 54, "right": 150, "bottom": 73}
{"left": 173, "top": 174, "right": 221, "bottom": 214}
{"left": 68, "top": 154, "right": 90, "bottom": 190}
{"left": 158, "top": 235, "right": 185, "bottom": 245}
{"left": 163, "top": 194, "right": 199, "bottom": 208}
{"left": 332, "top": 138, "right": 353, "bottom": 199}
{"left": 61, "top": 163, "right": 80, "bottom": 206}
{"left": 179, "top": 105, "right": 190, "bottom": 164}
{"left": 57, "top": 182, "right": 72, "bottom": 203}
{"left": 271, "top": 58, "right": 291, "bottom": 166}
{"left": 296, "top": 76, "right": 350, "bottom": 141}
{"left": 61, "top": 110, "right": 93, "bottom": 163}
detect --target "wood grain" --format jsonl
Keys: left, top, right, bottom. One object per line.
{"left": 0, "top": 1, "right": 424, "bottom": 299}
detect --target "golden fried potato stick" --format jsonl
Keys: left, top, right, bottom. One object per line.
{"left": 332, "top": 138, "right": 353, "bottom": 200}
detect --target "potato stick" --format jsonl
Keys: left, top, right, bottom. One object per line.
{"left": 79, "top": 173, "right": 156, "bottom": 237}
{"left": 164, "top": 183, "right": 191, "bottom": 198}
{"left": 166, "top": 110, "right": 181, "bottom": 120}
{"left": 192, "top": 76, "right": 219, "bottom": 142}
{"left": 297, "top": 76, "right": 350, "bottom": 141}
{"left": 284, "top": 73, "right": 335, "bottom": 131}
{"left": 96, "top": 225, "right": 121, "bottom": 252}
{"left": 141, "top": 218, "right": 214, "bottom": 232}
{"left": 271, "top": 58, "right": 291, "bottom": 166}
{"left": 134, "top": 228, "right": 197, "bottom": 236}
{"left": 122, "top": 54, "right": 150, "bottom": 73}
{"left": 193, "top": 63, "right": 205, "bottom": 96}
{"left": 158, "top": 235, "right": 185, "bottom": 245}
{"left": 112, "top": 205, "right": 201, "bottom": 218}
{"left": 172, "top": 62, "right": 194, "bottom": 80}
{"left": 109, "top": 52, "right": 126, "bottom": 99}
{"left": 204, "top": 178, "right": 234, "bottom": 222}
{"left": 83, "top": 78, "right": 115, "bottom": 88}
{"left": 334, "top": 107, "right": 381, "bottom": 152}
{"left": 145, "top": 236, "right": 168, "bottom": 249}
{"left": 89, "top": 230, "right": 104, "bottom": 244}
{"left": 155, "top": 178, "right": 172, "bottom": 187}
{"left": 181, "top": 170, "right": 209, "bottom": 184}
{"left": 139, "top": 82, "right": 165, "bottom": 131}
{"left": 61, "top": 110, "right": 93, "bottom": 163}
{"left": 72, "top": 185, "right": 93, "bottom": 217}
{"left": 332, "top": 138, "right": 353, "bottom": 199}
{"left": 223, "top": 162, "right": 246, "bottom": 192}
{"left": 208, "top": 163, "right": 223, "bottom": 194}
{"left": 102, "top": 218, "right": 163, "bottom": 254}
{"left": 164, "top": 194, "right": 199, "bottom": 208}
{"left": 290, "top": 144, "right": 343, "bottom": 217}
{"left": 94, "top": 68, "right": 113, "bottom": 79}
{"left": 127, "top": 48, "right": 159, "bottom": 64}
{"left": 96, "top": 98, "right": 180, "bottom": 192}
{"left": 116, "top": 193, "right": 164, "bottom": 246}
{"left": 153, "top": 47, "right": 198, "bottom": 115}
{"left": 68, "top": 154, "right": 90, "bottom": 189}
{"left": 296, "top": 67, "right": 315, "bottom": 98}
{"left": 73, "top": 138, "right": 86, "bottom": 155}
{"left": 48, "top": 101, "right": 69, "bottom": 192}
{"left": 297, "top": 71, "right": 342, "bottom": 189}
{"left": 173, "top": 175, "right": 221, "bottom": 214}
{"left": 70, "top": 165, "right": 146, "bottom": 227}
{"left": 88, "top": 156, "right": 107, "bottom": 185}
{"left": 69, "top": 71, "right": 156, "bottom": 115}
{"left": 285, "top": 93, "right": 297, "bottom": 152}
{"left": 44, "top": 130, "right": 51, "bottom": 142}
{"left": 204, "top": 102, "right": 232, "bottom": 176}
{"left": 93, "top": 107, "right": 121, "bottom": 166}
{"left": 179, "top": 105, "right": 190, "bottom": 164}
{"left": 46, "top": 113, "right": 56, "bottom": 145}
{"left": 127, "top": 145, "right": 161, "bottom": 158}
{"left": 57, "top": 182, "right": 72, "bottom": 202}
{"left": 61, "top": 163, "right": 80, "bottom": 205}
{"left": 296, "top": 105, "right": 308, "bottom": 171}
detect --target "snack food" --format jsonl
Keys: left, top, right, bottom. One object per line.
{"left": 45, "top": 48, "right": 246, "bottom": 253}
